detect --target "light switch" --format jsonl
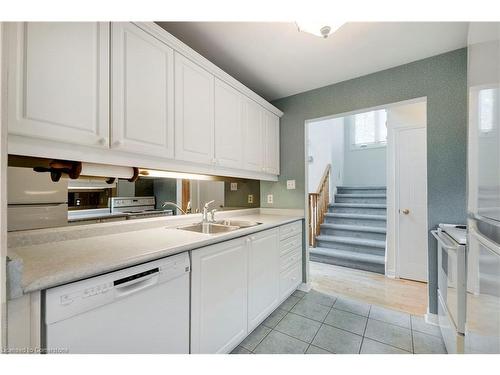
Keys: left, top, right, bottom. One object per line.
{"left": 267, "top": 194, "right": 273, "bottom": 204}
{"left": 287, "top": 180, "right": 296, "bottom": 190}
{"left": 248, "top": 194, "right": 254, "bottom": 204}
{"left": 230, "top": 182, "right": 238, "bottom": 191}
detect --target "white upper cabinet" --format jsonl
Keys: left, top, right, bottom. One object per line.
{"left": 174, "top": 52, "right": 215, "bottom": 164}
{"left": 263, "top": 112, "right": 280, "bottom": 175}
{"left": 214, "top": 79, "right": 244, "bottom": 169}
{"left": 242, "top": 98, "right": 264, "bottom": 172}
{"left": 111, "top": 23, "right": 174, "bottom": 158}
{"left": 7, "top": 22, "right": 110, "bottom": 148}
{"left": 247, "top": 229, "right": 280, "bottom": 331}
{"left": 6, "top": 22, "right": 282, "bottom": 180}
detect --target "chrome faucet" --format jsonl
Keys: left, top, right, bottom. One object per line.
{"left": 162, "top": 201, "right": 188, "bottom": 215}
{"left": 202, "top": 200, "right": 215, "bottom": 223}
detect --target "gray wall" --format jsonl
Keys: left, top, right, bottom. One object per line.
{"left": 261, "top": 48, "right": 468, "bottom": 314}
{"left": 224, "top": 179, "right": 260, "bottom": 208}
{"left": 343, "top": 117, "right": 387, "bottom": 186}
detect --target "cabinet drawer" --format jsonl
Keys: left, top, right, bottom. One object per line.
{"left": 279, "top": 221, "right": 302, "bottom": 241}
{"left": 280, "top": 233, "right": 301, "bottom": 256}
{"left": 280, "top": 247, "right": 302, "bottom": 272}
{"left": 279, "top": 262, "right": 301, "bottom": 300}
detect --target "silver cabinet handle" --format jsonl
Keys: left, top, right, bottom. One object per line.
{"left": 402, "top": 209, "right": 410, "bottom": 215}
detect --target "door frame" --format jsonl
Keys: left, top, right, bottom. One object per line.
{"left": 303, "top": 97, "right": 427, "bottom": 287}
{"left": 1, "top": 21, "right": 7, "bottom": 348}
{"left": 388, "top": 119, "right": 428, "bottom": 280}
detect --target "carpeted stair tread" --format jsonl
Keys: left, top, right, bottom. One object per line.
{"left": 325, "top": 212, "right": 387, "bottom": 220}
{"left": 310, "top": 247, "right": 385, "bottom": 265}
{"left": 329, "top": 203, "right": 387, "bottom": 208}
{"left": 315, "top": 235, "right": 386, "bottom": 248}
{"left": 335, "top": 193, "right": 387, "bottom": 198}
{"left": 320, "top": 223, "right": 387, "bottom": 234}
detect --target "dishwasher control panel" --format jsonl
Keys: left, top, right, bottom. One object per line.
{"left": 45, "top": 252, "right": 190, "bottom": 324}
{"left": 59, "top": 281, "right": 114, "bottom": 306}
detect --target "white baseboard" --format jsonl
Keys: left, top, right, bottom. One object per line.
{"left": 298, "top": 282, "right": 311, "bottom": 292}
{"left": 425, "top": 310, "right": 439, "bottom": 326}
{"left": 385, "top": 270, "right": 396, "bottom": 279}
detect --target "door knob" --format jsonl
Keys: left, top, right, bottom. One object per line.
{"left": 402, "top": 209, "right": 410, "bottom": 215}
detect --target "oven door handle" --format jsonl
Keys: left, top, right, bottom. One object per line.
{"left": 431, "top": 230, "right": 458, "bottom": 251}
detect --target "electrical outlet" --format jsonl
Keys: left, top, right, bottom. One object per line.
{"left": 247, "top": 194, "right": 254, "bottom": 204}
{"left": 230, "top": 182, "right": 238, "bottom": 191}
{"left": 287, "top": 180, "right": 296, "bottom": 190}
{"left": 267, "top": 194, "right": 273, "bottom": 204}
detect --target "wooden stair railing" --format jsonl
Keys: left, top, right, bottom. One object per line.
{"left": 308, "top": 164, "right": 331, "bottom": 247}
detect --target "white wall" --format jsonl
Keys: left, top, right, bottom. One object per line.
{"left": 385, "top": 100, "right": 427, "bottom": 278}
{"left": 343, "top": 116, "right": 387, "bottom": 186}
{"left": 307, "top": 117, "right": 344, "bottom": 194}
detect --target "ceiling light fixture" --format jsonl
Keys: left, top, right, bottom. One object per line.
{"left": 295, "top": 21, "right": 344, "bottom": 39}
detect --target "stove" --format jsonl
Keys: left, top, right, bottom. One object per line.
{"left": 109, "top": 196, "right": 173, "bottom": 218}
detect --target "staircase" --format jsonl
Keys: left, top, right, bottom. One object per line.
{"left": 310, "top": 186, "right": 387, "bottom": 274}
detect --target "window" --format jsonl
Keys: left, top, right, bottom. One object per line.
{"left": 350, "top": 109, "right": 387, "bottom": 149}
{"left": 478, "top": 88, "right": 498, "bottom": 134}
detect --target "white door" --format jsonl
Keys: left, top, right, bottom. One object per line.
{"left": 397, "top": 126, "right": 428, "bottom": 281}
{"left": 191, "top": 238, "right": 248, "bottom": 354}
{"left": 7, "top": 22, "right": 110, "bottom": 148}
{"left": 111, "top": 23, "right": 174, "bottom": 158}
{"left": 174, "top": 52, "right": 215, "bottom": 165}
{"left": 248, "top": 228, "right": 280, "bottom": 331}
{"left": 214, "top": 78, "right": 243, "bottom": 169}
{"left": 242, "top": 98, "right": 264, "bottom": 172}
{"left": 263, "top": 111, "right": 280, "bottom": 174}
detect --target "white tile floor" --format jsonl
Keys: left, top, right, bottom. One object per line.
{"left": 231, "top": 289, "right": 446, "bottom": 354}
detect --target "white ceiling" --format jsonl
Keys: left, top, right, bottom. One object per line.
{"left": 156, "top": 22, "right": 468, "bottom": 101}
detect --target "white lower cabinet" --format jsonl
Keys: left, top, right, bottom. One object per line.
{"left": 247, "top": 229, "right": 280, "bottom": 331}
{"left": 279, "top": 223, "right": 303, "bottom": 301}
{"left": 190, "top": 222, "right": 302, "bottom": 354}
{"left": 190, "top": 237, "right": 248, "bottom": 354}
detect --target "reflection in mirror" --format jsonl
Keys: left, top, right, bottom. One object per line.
{"left": 7, "top": 156, "right": 261, "bottom": 230}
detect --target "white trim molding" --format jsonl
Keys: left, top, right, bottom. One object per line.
{"left": 425, "top": 311, "right": 439, "bottom": 326}
{"left": 1, "top": 21, "right": 8, "bottom": 349}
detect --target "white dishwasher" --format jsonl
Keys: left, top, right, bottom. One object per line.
{"left": 44, "top": 252, "right": 190, "bottom": 354}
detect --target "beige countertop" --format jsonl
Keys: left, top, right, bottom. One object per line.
{"left": 7, "top": 209, "right": 303, "bottom": 297}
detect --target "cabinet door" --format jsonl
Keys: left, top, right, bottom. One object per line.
{"left": 264, "top": 111, "right": 280, "bottom": 174}
{"left": 191, "top": 238, "right": 248, "bottom": 354}
{"left": 174, "top": 52, "right": 215, "bottom": 164}
{"left": 214, "top": 79, "right": 243, "bottom": 169}
{"left": 7, "top": 22, "right": 109, "bottom": 148}
{"left": 111, "top": 23, "right": 174, "bottom": 158}
{"left": 242, "top": 98, "right": 264, "bottom": 172}
{"left": 248, "top": 228, "right": 280, "bottom": 331}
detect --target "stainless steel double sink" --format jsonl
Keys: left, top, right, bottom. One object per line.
{"left": 177, "top": 220, "right": 262, "bottom": 234}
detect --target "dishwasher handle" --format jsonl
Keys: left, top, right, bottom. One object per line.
{"left": 114, "top": 267, "right": 160, "bottom": 298}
